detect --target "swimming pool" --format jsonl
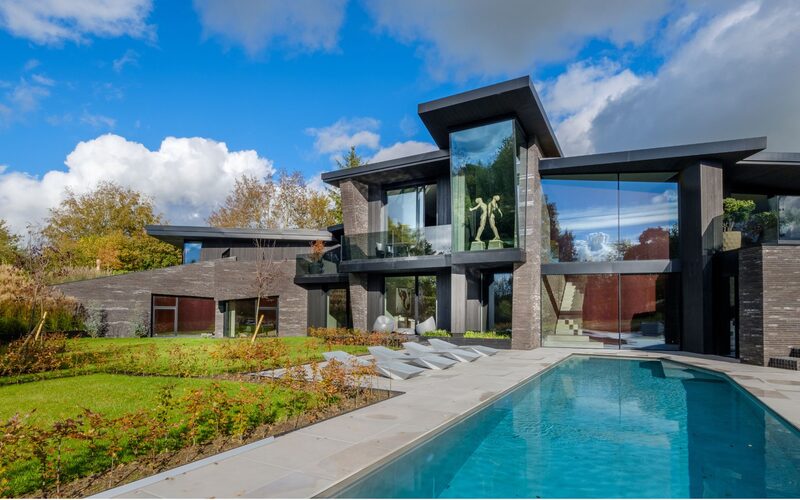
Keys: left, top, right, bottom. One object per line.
{"left": 330, "top": 356, "right": 800, "bottom": 498}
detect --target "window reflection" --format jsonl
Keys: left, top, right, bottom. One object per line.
{"left": 385, "top": 275, "right": 437, "bottom": 332}
{"left": 183, "top": 241, "right": 202, "bottom": 264}
{"left": 542, "top": 173, "right": 679, "bottom": 262}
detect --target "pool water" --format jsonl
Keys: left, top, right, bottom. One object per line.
{"left": 333, "top": 356, "right": 800, "bottom": 498}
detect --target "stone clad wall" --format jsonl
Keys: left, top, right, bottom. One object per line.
{"left": 511, "top": 140, "right": 543, "bottom": 349}
{"left": 55, "top": 257, "right": 308, "bottom": 338}
{"left": 739, "top": 245, "right": 800, "bottom": 365}
{"left": 340, "top": 179, "right": 370, "bottom": 331}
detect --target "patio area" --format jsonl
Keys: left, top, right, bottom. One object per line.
{"left": 94, "top": 348, "right": 800, "bottom": 499}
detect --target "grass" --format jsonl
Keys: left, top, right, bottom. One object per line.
{"left": 464, "top": 330, "right": 512, "bottom": 339}
{"left": 0, "top": 336, "right": 368, "bottom": 385}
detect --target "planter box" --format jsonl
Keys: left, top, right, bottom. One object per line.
{"left": 723, "top": 231, "right": 742, "bottom": 251}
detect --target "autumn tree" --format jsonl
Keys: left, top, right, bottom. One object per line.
{"left": 208, "top": 169, "right": 339, "bottom": 230}
{"left": 0, "top": 219, "right": 20, "bottom": 265}
{"left": 43, "top": 182, "right": 181, "bottom": 272}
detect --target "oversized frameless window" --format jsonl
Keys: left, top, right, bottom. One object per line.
{"left": 779, "top": 196, "right": 800, "bottom": 242}
{"left": 326, "top": 288, "right": 349, "bottom": 328}
{"left": 183, "top": 241, "right": 202, "bottom": 264}
{"left": 384, "top": 275, "right": 436, "bottom": 331}
{"left": 542, "top": 175, "right": 618, "bottom": 262}
{"left": 152, "top": 295, "right": 215, "bottom": 336}
{"left": 482, "top": 271, "right": 512, "bottom": 334}
{"left": 450, "top": 119, "right": 520, "bottom": 252}
{"left": 619, "top": 173, "right": 679, "bottom": 260}
{"left": 258, "top": 297, "right": 279, "bottom": 334}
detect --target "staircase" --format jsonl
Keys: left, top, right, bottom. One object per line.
{"left": 768, "top": 347, "right": 800, "bottom": 370}
{"left": 545, "top": 281, "right": 600, "bottom": 347}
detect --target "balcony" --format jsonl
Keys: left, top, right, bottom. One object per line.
{"left": 342, "top": 225, "right": 451, "bottom": 261}
{"left": 295, "top": 250, "right": 341, "bottom": 277}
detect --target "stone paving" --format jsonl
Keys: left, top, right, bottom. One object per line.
{"left": 94, "top": 348, "right": 800, "bottom": 499}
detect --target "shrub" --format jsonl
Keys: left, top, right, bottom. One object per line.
{"left": 464, "top": 330, "right": 511, "bottom": 339}
{"left": 423, "top": 329, "right": 451, "bottom": 337}
{"left": 307, "top": 327, "right": 404, "bottom": 347}
{"left": 84, "top": 305, "right": 108, "bottom": 338}
{"left": 0, "top": 334, "right": 70, "bottom": 376}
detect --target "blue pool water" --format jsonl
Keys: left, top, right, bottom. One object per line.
{"left": 333, "top": 356, "right": 800, "bottom": 498}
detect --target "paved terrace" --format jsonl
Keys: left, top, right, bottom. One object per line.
{"left": 95, "top": 349, "right": 800, "bottom": 499}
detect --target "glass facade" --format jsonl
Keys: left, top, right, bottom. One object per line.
{"left": 384, "top": 275, "right": 436, "bottom": 331}
{"left": 541, "top": 274, "right": 680, "bottom": 350}
{"left": 450, "top": 119, "right": 527, "bottom": 252}
{"left": 152, "top": 295, "right": 215, "bottom": 336}
{"left": 779, "top": 196, "right": 800, "bottom": 242}
{"left": 183, "top": 241, "right": 202, "bottom": 264}
{"left": 326, "top": 288, "right": 349, "bottom": 328}
{"left": 542, "top": 173, "right": 679, "bottom": 262}
{"left": 225, "top": 296, "right": 278, "bottom": 337}
{"left": 482, "top": 271, "right": 512, "bottom": 334}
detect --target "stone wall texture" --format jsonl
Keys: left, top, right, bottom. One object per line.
{"left": 340, "top": 179, "right": 370, "bottom": 330}
{"left": 56, "top": 258, "right": 308, "bottom": 338}
{"left": 739, "top": 245, "right": 800, "bottom": 365}
{"left": 512, "top": 141, "right": 543, "bottom": 350}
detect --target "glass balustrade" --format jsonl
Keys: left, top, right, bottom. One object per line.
{"left": 341, "top": 225, "right": 452, "bottom": 260}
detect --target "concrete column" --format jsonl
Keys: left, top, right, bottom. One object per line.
{"left": 512, "top": 140, "right": 543, "bottom": 350}
{"left": 341, "top": 179, "right": 370, "bottom": 331}
{"left": 679, "top": 162, "right": 723, "bottom": 353}
{"left": 450, "top": 266, "right": 467, "bottom": 334}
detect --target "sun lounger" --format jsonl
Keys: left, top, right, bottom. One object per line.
{"left": 368, "top": 346, "right": 457, "bottom": 370}
{"left": 322, "top": 351, "right": 424, "bottom": 380}
{"left": 428, "top": 338, "right": 499, "bottom": 357}
{"left": 402, "top": 341, "right": 480, "bottom": 362}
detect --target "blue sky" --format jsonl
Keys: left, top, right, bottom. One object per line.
{"left": 1, "top": 0, "right": 799, "bottom": 233}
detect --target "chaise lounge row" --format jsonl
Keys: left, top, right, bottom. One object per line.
{"left": 323, "top": 339, "right": 499, "bottom": 381}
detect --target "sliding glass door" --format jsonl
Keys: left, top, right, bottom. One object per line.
{"left": 384, "top": 275, "right": 437, "bottom": 331}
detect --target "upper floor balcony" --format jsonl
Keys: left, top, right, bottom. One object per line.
{"left": 295, "top": 250, "right": 341, "bottom": 276}
{"left": 342, "top": 225, "right": 451, "bottom": 261}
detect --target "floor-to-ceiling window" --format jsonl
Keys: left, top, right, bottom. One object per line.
{"left": 482, "top": 271, "right": 513, "bottom": 334}
{"left": 384, "top": 275, "right": 437, "bottom": 331}
{"left": 541, "top": 274, "right": 679, "bottom": 350}
{"left": 326, "top": 288, "right": 350, "bottom": 328}
{"left": 384, "top": 184, "right": 438, "bottom": 257}
{"left": 224, "top": 297, "right": 279, "bottom": 337}
{"left": 152, "top": 295, "right": 215, "bottom": 336}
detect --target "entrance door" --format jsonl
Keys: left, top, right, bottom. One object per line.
{"left": 384, "top": 275, "right": 437, "bottom": 331}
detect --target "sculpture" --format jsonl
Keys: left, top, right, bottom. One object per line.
{"left": 469, "top": 197, "right": 488, "bottom": 242}
{"left": 372, "top": 315, "right": 395, "bottom": 334}
{"left": 488, "top": 195, "right": 503, "bottom": 242}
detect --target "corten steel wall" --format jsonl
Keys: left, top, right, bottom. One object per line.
{"left": 55, "top": 257, "right": 308, "bottom": 338}
{"left": 739, "top": 245, "right": 800, "bottom": 366}
{"left": 511, "top": 140, "right": 543, "bottom": 349}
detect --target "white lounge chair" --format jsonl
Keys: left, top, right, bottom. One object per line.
{"left": 428, "top": 338, "right": 499, "bottom": 357}
{"left": 402, "top": 341, "right": 480, "bottom": 362}
{"left": 322, "top": 351, "right": 424, "bottom": 380}
{"left": 368, "top": 346, "right": 456, "bottom": 370}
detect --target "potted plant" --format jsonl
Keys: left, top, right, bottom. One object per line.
{"left": 722, "top": 198, "right": 755, "bottom": 251}
{"left": 308, "top": 239, "right": 325, "bottom": 273}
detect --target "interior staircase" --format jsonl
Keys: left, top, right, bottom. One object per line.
{"left": 545, "top": 281, "right": 600, "bottom": 347}
{"left": 768, "top": 347, "right": 800, "bottom": 370}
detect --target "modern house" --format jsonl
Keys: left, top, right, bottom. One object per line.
{"left": 57, "top": 76, "right": 800, "bottom": 367}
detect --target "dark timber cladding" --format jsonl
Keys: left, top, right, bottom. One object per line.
{"left": 417, "top": 76, "right": 562, "bottom": 158}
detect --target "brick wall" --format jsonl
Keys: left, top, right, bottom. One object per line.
{"left": 340, "top": 179, "right": 369, "bottom": 330}
{"left": 739, "top": 245, "right": 800, "bottom": 365}
{"left": 56, "top": 257, "right": 308, "bottom": 338}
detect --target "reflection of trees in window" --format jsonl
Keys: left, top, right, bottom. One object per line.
{"left": 327, "top": 288, "right": 349, "bottom": 328}
{"left": 544, "top": 195, "right": 577, "bottom": 262}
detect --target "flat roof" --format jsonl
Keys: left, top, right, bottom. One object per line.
{"left": 321, "top": 149, "right": 450, "bottom": 187}
{"left": 539, "top": 137, "right": 767, "bottom": 175}
{"left": 418, "top": 76, "right": 562, "bottom": 158}
{"left": 727, "top": 151, "right": 800, "bottom": 194}
{"left": 146, "top": 225, "right": 333, "bottom": 246}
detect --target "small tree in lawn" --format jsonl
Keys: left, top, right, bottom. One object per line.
{"left": 251, "top": 239, "right": 279, "bottom": 342}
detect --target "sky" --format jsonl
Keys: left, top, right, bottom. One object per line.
{"left": 1, "top": 0, "right": 799, "bottom": 235}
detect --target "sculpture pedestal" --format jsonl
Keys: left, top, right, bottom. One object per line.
{"left": 487, "top": 240, "right": 504, "bottom": 250}
{"left": 470, "top": 241, "right": 486, "bottom": 251}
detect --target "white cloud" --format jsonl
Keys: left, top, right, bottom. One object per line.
{"left": 1, "top": 77, "right": 53, "bottom": 124}
{"left": 0, "top": 134, "right": 274, "bottom": 234}
{"left": 369, "top": 141, "right": 437, "bottom": 163}
{"left": 590, "top": 0, "right": 800, "bottom": 152}
{"left": 112, "top": 49, "right": 139, "bottom": 73}
{"left": 23, "top": 59, "right": 40, "bottom": 71}
{"left": 0, "top": 0, "right": 155, "bottom": 45}
{"left": 365, "top": 0, "right": 671, "bottom": 80}
{"left": 306, "top": 117, "right": 381, "bottom": 156}
{"left": 193, "top": 0, "right": 346, "bottom": 56}
{"left": 80, "top": 111, "right": 115, "bottom": 129}
{"left": 541, "top": 61, "right": 642, "bottom": 155}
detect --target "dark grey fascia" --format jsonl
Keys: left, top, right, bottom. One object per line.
{"left": 418, "top": 76, "right": 561, "bottom": 158}
{"left": 540, "top": 137, "right": 767, "bottom": 175}
{"left": 320, "top": 149, "right": 450, "bottom": 188}
{"left": 450, "top": 248, "right": 525, "bottom": 266}
{"left": 146, "top": 225, "right": 334, "bottom": 246}
{"left": 541, "top": 260, "right": 680, "bottom": 275}
{"left": 294, "top": 273, "right": 349, "bottom": 286}
{"left": 726, "top": 150, "right": 800, "bottom": 195}
{"left": 339, "top": 255, "right": 451, "bottom": 273}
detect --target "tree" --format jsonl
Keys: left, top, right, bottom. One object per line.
{"left": 43, "top": 182, "right": 180, "bottom": 272}
{"left": 208, "top": 169, "right": 340, "bottom": 230}
{"left": 0, "top": 219, "right": 20, "bottom": 265}
{"left": 328, "top": 146, "right": 367, "bottom": 224}
{"left": 722, "top": 198, "right": 755, "bottom": 231}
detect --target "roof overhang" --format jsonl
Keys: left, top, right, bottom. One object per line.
{"left": 539, "top": 137, "right": 767, "bottom": 175}
{"left": 321, "top": 149, "right": 450, "bottom": 187}
{"left": 146, "top": 225, "right": 333, "bottom": 246}
{"left": 727, "top": 151, "right": 800, "bottom": 195}
{"left": 418, "top": 76, "right": 562, "bottom": 158}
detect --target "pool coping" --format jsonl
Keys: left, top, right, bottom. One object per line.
{"left": 100, "top": 348, "right": 800, "bottom": 498}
